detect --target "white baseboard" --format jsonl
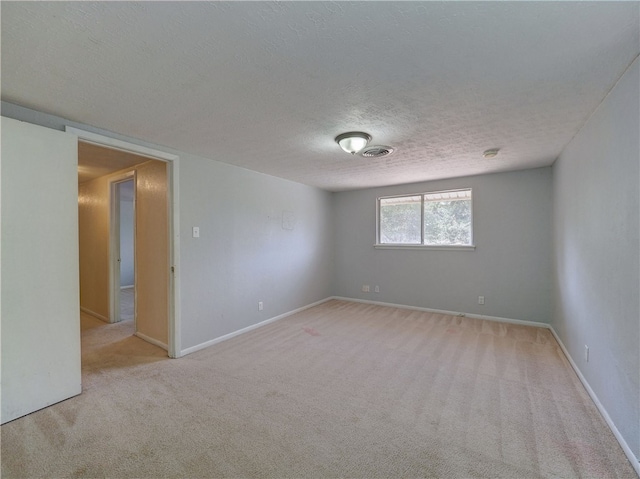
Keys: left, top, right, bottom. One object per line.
{"left": 80, "top": 306, "right": 109, "bottom": 323}
{"left": 547, "top": 326, "right": 640, "bottom": 477}
{"left": 180, "top": 297, "right": 333, "bottom": 357}
{"left": 330, "top": 296, "right": 548, "bottom": 328}
{"left": 181, "top": 295, "right": 546, "bottom": 357}
{"left": 120, "top": 285, "right": 134, "bottom": 290}
{"left": 134, "top": 332, "right": 168, "bottom": 351}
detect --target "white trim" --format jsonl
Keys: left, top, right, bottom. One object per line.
{"left": 180, "top": 298, "right": 333, "bottom": 357}
{"left": 547, "top": 326, "right": 640, "bottom": 476}
{"left": 134, "top": 332, "right": 168, "bottom": 351}
{"left": 65, "top": 127, "right": 178, "bottom": 162}
{"left": 376, "top": 187, "right": 474, "bottom": 246}
{"left": 374, "top": 244, "right": 475, "bottom": 251}
{"left": 168, "top": 157, "right": 181, "bottom": 358}
{"left": 120, "top": 285, "right": 134, "bottom": 290}
{"left": 180, "top": 296, "right": 547, "bottom": 357}
{"left": 66, "top": 126, "right": 182, "bottom": 359}
{"left": 331, "top": 296, "right": 547, "bottom": 328}
{"left": 80, "top": 306, "right": 109, "bottom": 323}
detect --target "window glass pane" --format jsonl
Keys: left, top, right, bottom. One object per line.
{"left": 424, "top": 197, "right": 471, "bottom": 245}
{"left": 379, "top": 195, "right": 422, "bottom": 244}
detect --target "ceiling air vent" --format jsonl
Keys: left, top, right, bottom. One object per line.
{"left": 360, "top": 146, "right": 394, "bottom": 158}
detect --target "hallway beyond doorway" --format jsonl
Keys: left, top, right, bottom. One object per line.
{"left": 80, "top": 311, "right": 166, "bottom": 374}
{"left": 120, "top": 287, "right": 134, "bottom": 322}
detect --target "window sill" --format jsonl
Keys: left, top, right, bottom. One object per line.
{"left": 374, "top": 244, "right": 476, "bottom": 251}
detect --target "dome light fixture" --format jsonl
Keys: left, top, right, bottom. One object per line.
{"left": 335, "top": 131, "right": 371, "bottom": 155}
{"left": 483, "top": 148, "right": 500, "bottom": 159}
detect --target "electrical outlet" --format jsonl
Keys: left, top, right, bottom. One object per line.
{"left": 362, "top": 285, "right": 370, "bottom": 293}
{"left": 258, "top": 301, "right": 263, "bottom": 311}
{"left": 374, "top": 285, "right": 380, "bottom": 293}
{"left": 585, "top": 345, "right": 589, "bottom": 362}
{"left": 478, "top": 296, "right": 485, "bottom": 305}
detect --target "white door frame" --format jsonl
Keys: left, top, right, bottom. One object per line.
{"left": 109, "top": 172, "right": 136, "bottom": 325}
{"left": 67, "top": 126, "right": 182, "bottom": 358}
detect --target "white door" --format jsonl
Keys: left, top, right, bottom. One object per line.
{"left": 1, "top": 117, "right": 81, "bottom": 424}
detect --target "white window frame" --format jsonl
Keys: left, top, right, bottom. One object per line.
{"left": 375, "top": 188, "right": 475, "bottom": 250}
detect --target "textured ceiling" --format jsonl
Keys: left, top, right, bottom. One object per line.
{"left": 2, "top": 2, "right": 639, "bottom": 191}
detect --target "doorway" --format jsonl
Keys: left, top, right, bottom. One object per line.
{"left": 112, "top": 176, "right": 136, "bottom": 326}
{"left": 74, "top": 129, "right": 180, "bottom": 358}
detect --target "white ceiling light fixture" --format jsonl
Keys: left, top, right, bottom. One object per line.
{"left": 483, "top": 148, "right": 500, "bottom": 159}
{"left": 335, "top": 131, "right": 371, "bottom": 155}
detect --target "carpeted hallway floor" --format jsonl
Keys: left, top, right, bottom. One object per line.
{"left": 1, "top": 299, "right": 636, "bottom": 478}
{"left": 120, "top": 286, "right": 135, "bottom": 322}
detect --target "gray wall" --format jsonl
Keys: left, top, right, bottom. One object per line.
{"left": 179, "top": 154, "right": 333, "bottom": 349}
{"left": 332, "top": 168, "right": 553, "bottom": 323}
{"left": 1, "top": 102, "right": 334, "bottom": 353}
{"left": 552, "top": 57, "right": 639, "bottom": 459}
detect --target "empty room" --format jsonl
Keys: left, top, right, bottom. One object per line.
{"left": 1, "top": 2, "right": 638, "bottom": 478}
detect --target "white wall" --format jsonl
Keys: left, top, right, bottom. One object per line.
{"left": 1, "top": 102, "right": 334, "bottom": 354}
{"left": 552, "top": 57, "right": 639, "bottom": 461}
{"left": 332, "top": 168, "right": 553, "bottom": 323}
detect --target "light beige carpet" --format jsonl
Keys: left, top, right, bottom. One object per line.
{"left": 1, "top": 300, "right": 636, "bottom": 478}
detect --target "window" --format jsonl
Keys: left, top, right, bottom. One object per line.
{"left": 377, "top": 189, "right": 473, "bottom": 247}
